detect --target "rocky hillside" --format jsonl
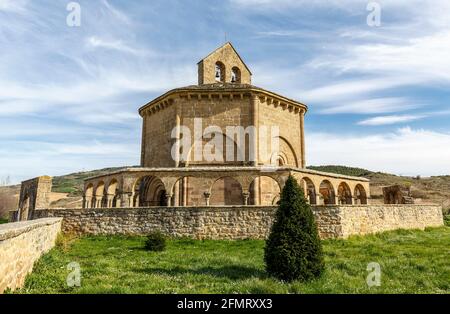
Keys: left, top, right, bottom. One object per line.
{"left": 1, "top": 165, "right": 449, "bottom": 218}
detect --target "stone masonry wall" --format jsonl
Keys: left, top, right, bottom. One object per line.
{"left": 0, "top": 218, "right": 62, "bottom": 293}
{"left": 31, "top": 205, "right": 443, "bottom": 240}
{"left": 339, "top": 205, "right": 444, "bottom": 238}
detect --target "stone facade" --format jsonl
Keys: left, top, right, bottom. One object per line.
{"left": 197, "top": 42, "right": 252, "bottom": 85}
{"left": 16, "top": 176, "right": 52, "bottom": 222}
{"left": 31, "top": 204, "right": 443, "bottom": 240}
{"left": 0, "top": 218, "right": 62, "bottom": 293}
{"left": 383, "top": 185, "right": 414, "bottom": 204}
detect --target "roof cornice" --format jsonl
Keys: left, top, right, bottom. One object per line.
{"left": 138, "top": 85, "right": 308, "bottom": 117}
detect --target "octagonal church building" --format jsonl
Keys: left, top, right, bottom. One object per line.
{"left": 82, "top": 43, "right": 370, "bottom": 209}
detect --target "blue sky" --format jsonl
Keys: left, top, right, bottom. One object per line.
{"left": 1, "top": 0, "right": 450, "bottom": 183}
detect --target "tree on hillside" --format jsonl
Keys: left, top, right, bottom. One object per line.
{"left": 264, "top": 175, "right": 325, "bottom": 282}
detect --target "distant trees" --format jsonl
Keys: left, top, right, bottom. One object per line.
{"left": 0, "top": 175, "right": 11, "bottom": 186}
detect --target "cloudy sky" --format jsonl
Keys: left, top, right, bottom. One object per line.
{"left": 1, "top": 0, "right": 450, "bottom": 183}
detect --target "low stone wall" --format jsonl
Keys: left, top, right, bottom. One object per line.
{"left": 339, "top": 204, "right": 444, "bottom": 238}
{"left": 31, "top": 204, "right": 443, "bottom": 240}
{"left": 33, "top": 207, "right": 277, "bottom": 240}
{"left": 0, "top": 218, "right": 62, "bottom": 293}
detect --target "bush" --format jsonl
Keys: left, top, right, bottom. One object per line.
{"left": 145, "top": 231, "right": 167, "bottom": 252}
{"left": 264, "top": 175, "right": 325, "bottom": 282}
{"left": 444, "top": 215, "right": 450, "bottom": 227}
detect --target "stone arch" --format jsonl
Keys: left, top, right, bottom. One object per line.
{"left": 84, "top": 183, "right": 94, "bottom": 208}
{"left": 171, "top": 176, "right": 204, "bottom": 206}
{"left": 231, "top": 66, "right": 241, "bottom": 83}
{"left": 249, "top": 176, "right": 281, "bottom": 205}
{"left": 186, "top": 133, "right": 244, "bottom": 165}
{"left": 319, "top": 180, "right": 336, "bottom": 205}
{"left": 269, "top": 136, "right": 298, "bottom": 167}
{"left": 94, "top": 181, "right": 105, "bottom": 208}
{"left": 301, "top": 177, "right": 317, "bottom": 205}
{"left": 338, "top": 182, "right": 353, "bottom": 205}
{"left": 106, "top": 179, "right": 119, "bottom": 208}
{"left": 133, "top": 175, "right": 167, "bottom": 207}
{"left": 355, "top": 184, "right": 368, "bottom": 205}
{"left": 215, "top": 61, "right": 225, "bottom": 82}
{"left": 19, "top": 193, "right": 31, "bottom": 221}
{"left": 210, "top": 176, "right": 244, "bottom": 205}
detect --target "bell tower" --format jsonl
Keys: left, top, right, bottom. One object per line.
{"left": 197, "top": 42, "right": 252, "bottom": 85}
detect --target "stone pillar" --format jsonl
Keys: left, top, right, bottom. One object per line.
{"left": 243, "top": 191, "right": 250, "bottom": 205}
{"left": 252, "top": 177, "right": 259, "bottom": 205}
{"left": 120, "top": 192, "right": 132, "bottom": 208}
{"left": 84, "top": 197, "right": 93, "bottom": 209}
{"left": 165, "top": 193, "right": 172, "bottom": 207}
{"left": 106, "top": 194, "right": 115, "bottom": 208}
{"left": 182, "top": 177, "right": 188, "bottom": 206}
{"left": 300, "top": 110, "right": 306, "bottom": 168}
{"left": 204, "top": 192, "right": 211, "bottom": 206}
{"left": 334, "top": 196, "right": 339, "bottom": 205}
{"left": 316, "top": 195, "right": 322, "bottom": 205}
{"left": 250, "top": 94, "right": 259, "bottom": 165}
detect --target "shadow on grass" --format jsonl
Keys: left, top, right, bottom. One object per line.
{"left": 133, "top": 265, "right": 267, "bottom": 280}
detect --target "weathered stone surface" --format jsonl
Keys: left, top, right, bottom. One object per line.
{"left": 0, "top": 218, "right": 62, "bottom": 293}
{"left": 31, "top": 204, "right": 443, "bottom": 240}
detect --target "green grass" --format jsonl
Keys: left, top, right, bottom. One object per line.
{"left": 16, "top": 227, "right": 450, "bottom": 294}
{"left": 0, "top": 218, "right": 9, "bottom": 224}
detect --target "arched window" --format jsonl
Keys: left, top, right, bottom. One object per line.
{"left": 355, "top": 184, "right": 368, "bottom": 205}
{"left": 301, "top": 177, "right": 317, "bottom": 205}
{"left": 215, "top": 62, "right": 225, "bottom": 82}
{"left": 319, "top": 180, "right": 336, "bottom": 205}
{"left": 210, "top": 177, "right": 244, "bottom": 205}
{"left": 249, "top": 176, "right": 281, "bottom": 205}
{"left": 231, "top": 67, "right": 241, "bottom": 83}
{"left": 338, "top": 182, "right": 353, "bottom": 205}
{"left": 133, "top": 176, "right": 166, "bottom": 207}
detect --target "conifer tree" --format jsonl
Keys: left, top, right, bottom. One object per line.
{"left": 264, "top": 175, "right": 325, "bottom": 281}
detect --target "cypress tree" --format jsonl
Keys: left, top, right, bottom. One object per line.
{"left": 264, "top": 175, "right": 325, "bottom": 281}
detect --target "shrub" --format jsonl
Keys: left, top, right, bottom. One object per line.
{"left": 444, "top": 215, "right": 450, "bottom": 227}
{"left": 264, "top": 175, "right": 325, "bottom": 282}
{"left": 145, "top": 231, "right": 167, "bottom": 252}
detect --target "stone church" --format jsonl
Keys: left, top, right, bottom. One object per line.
{"left": 12, "top": 43, "right": 444, "bottom": 242}
{"left": 79, "top": 42, "right": 370, "bottom": 210}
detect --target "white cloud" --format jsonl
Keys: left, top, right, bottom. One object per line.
{"left": 318, "top": 97, "right": 419, "bottom": 114}
{"left": 318, "top": 31, "right": 450, "bottom": 84}
{"left": 357, "top": 114, "right": 426, "bottom": 126}
{"left": 307, "top": 127, "right": 450, "bottom": 176}
{"left": 86, "top": 36, "right": 148, "bottom": 56}
{"left": 0, "top": 0, "right": 27, "bottom": 13}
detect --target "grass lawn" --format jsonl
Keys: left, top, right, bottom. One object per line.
{"left": 17, "top": 227, "right": 450, "bottom": 294}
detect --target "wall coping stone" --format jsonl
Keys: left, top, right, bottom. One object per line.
{"left": 0, "top": 218, "right": 62, "bottom": 241}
